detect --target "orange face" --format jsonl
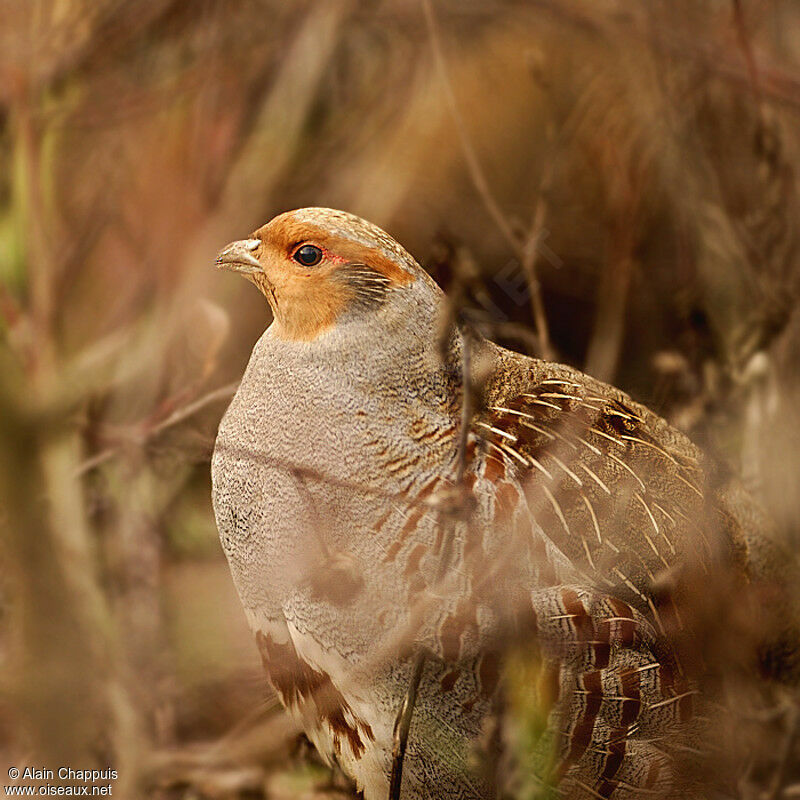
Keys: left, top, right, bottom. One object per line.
{"left": 216, "top": 208, "right": 416, "bottom": 341}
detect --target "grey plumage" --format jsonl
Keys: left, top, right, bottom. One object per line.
{"left": 212, "top": 208, "right": 800, "bottom": 799}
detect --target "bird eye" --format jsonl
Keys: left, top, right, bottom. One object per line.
{"left": 292, "top": 244, "right": 323, "bottom": 267}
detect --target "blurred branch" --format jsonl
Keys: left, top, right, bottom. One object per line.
{"left": 75, "top": 381, "right": 238, "bottom": 476}
{"left": 389, "top": 653, "right": 426, "bottom": 800}
{"left": 528, "top": 0, "right": 800, "bottom": 113}
{"left": 731, "top": 0, "right": 765, "bottom": 117}
{"left": 584, "top": 251, "right": 636, "bottom": 384}
{"left": 519, "top": 166, "right": 555, "bottom": 360}
{"left": 13, "top": 96, "right": 54, "bottom": 349}
{"left": 218, "top": 0, "right": 356, "bottom": 227}
{"left": 423, "top": 0, "right": 553, "bottom": 358}
{"left": 0, "top": 366, "right": 141, "bottom": 780}
{"left": 584, "top": 141, "right": 642, "bottom": 383}
{"left": 422, "top": 0, "right": 518, "bottom": 252}
{"left": 768, "top": 704, "right": 800, "bottom": 800}
{"left": 390, "top": 325, "right": 475, "bottom": 800}
{"left": 147, "top": 703, "right": 299, "bottom": 794}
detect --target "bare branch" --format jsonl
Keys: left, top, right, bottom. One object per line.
{"left": 74, "top": 382, "right": 239, "bottom": 476}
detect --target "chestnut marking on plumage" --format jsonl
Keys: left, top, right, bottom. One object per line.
{"left": 212, "top": 207, "right": 794, "bottom": 799}
{"left": 255, "top": 631, "right": 375, "bottom": 758}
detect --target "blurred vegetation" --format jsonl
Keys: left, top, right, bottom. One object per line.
{"left": 1, "top": 0, "right": 800, "bottom": 797}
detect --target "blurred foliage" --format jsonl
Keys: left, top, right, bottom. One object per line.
{"left": 1, "top": 0, "right": 800, "bottom": 797}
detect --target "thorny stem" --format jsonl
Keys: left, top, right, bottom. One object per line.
{"left": 389, "top": 325, "right": 474, "bottom": 799}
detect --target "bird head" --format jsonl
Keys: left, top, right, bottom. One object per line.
{"left": 215, "top": 208, "right": 428, "bottom": 341}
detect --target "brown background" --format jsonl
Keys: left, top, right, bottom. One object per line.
{"left": 1, "top": 1, "right": 799, "bottom": 797}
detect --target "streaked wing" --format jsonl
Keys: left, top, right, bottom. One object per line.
{"left": 475, "top": 362, "right": 714, "bottom": 620}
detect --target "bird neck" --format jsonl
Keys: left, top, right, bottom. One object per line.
{"left": 236, "top": 279, "right": 462, "bottom": 481}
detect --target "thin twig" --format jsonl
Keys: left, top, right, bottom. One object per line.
{"left": 389, "top": 325, "right": 475, "bottom": 800}
{"left": 423, "top": 0, "right": 517, "bottom": 253}
{"left": 74, "top": 382, "right": 239, "bottom": 476}
{"left": 150, "top": 382, "right": 239, "bottom": 436}
{"left": 768, "top": 704, "right": 800, "bottom": 800}
{"left": 423, "top": 0, "right": 553, "bottom": 359}
{"left": 388, "top": 651, "right": 427, "bottom": 799}
{"left": 731, "top": 0, "right": 765, "bottom": 116}
{"left": 520, "top": 168, "right": 555, "bottom": 360}
{"left": 438, "top": 327, "right": 473, "bottom": 580}
{"left": 214, "top": 442, "right": 469, "bottom": 519}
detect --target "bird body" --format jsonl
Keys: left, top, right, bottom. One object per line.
{"left": 212, "top": 208, "right": 798, "bottom": 799}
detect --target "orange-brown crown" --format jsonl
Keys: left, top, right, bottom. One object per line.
{"left": 215, "top": 208, "right": 417, "bottom": 341}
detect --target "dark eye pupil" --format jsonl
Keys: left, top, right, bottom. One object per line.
{"left": 294, "top": 245, "right": 323, "bottom": 266}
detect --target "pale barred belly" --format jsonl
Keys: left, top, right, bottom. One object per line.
{"left": 238, "top": 468, "right": 510, "bottom": 798}
{"left": 217, "top": 424, "right": 579, "bottom": 798}
{"left": 271, "top": 437, "right": 574, "bottom": 672}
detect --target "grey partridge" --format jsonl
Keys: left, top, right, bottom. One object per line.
{"left": 211, "top": 208, "right": 800, "bottom": 799}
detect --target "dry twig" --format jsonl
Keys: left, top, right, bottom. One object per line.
{"left": 422, "top": 0, "right": 553, "bottom": 359}
{"left": 389, "top": 323, "right": 476, "bottom": 799}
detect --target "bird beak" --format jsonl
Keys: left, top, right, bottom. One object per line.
{"left": 215, "top": 239, "right": 262, "bottom": 274}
